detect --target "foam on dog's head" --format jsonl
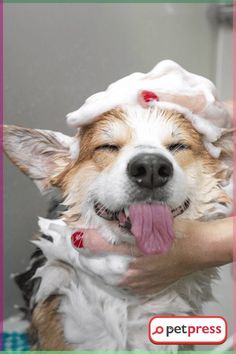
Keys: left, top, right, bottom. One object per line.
{"left": 66, "top": 60, "right": 231, "bottom": 158}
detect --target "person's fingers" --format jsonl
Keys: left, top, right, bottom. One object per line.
{"left": 159, "top": 93, "right": 206, "bottom": 115}
{"left": 122, "top": 280, "right": 165, "bottom": 295}
{"left": 82, "top": 218, "right": 193, "bottom": 256}
{"left": 123, "top": 277, "right": 174, "bottom": 295}
{"left": 120, "top": 269, "right": 144, "bottom": 285}
{"left": 121, "top": 272, "right": 171, "bottom": 289}
{"left": 122, "top": 280, "right": 148, "bottom": 290}
{"left": 129, "top": 255, "right": 167, "bottom": 271}
{"left": 131, "top": 285, "right": 164, "bottom": 295}
{"left": 83, "top": 229, "right": 142, "bottom": 256}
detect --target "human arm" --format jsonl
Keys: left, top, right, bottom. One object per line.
{"left": 83, "top": 217, "right": 233, "bottom": 294}
{"left": 119, "top": 217, "right": 233, "bottom": 294}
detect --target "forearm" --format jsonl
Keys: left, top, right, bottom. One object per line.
{"left": 83, "top": 216, "right": 234, "bottom": 295}
{"left": 200, "top": 217, "right": 233, "bottom": 266}
{"left": 178, "top": 217, "right": 233, "bottom": 271}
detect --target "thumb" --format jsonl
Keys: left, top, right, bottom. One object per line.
{"left": 83, "top": 229, "right": 142, "bottom": 256}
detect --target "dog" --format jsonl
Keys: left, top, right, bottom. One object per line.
{"left": 4, "top": 99, "right": 233, "bottom": 351}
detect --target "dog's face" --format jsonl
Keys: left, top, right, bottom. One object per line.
{"left": 4, "top": 105, "right": 230, "bottom": 246}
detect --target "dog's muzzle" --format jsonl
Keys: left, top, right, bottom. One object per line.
{"left": 93, "top": 152, "right": 189, "bottom": 254}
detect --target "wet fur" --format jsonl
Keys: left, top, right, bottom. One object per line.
{"left": 4, "top": 106, "right": 232, "bottom": 351}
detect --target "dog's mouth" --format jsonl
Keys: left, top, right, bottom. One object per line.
{"left": 94, "top": 199, "right": 190, "bottom": 227}
{"left": 94, "top": 199, "right": 190, "bottom": 255}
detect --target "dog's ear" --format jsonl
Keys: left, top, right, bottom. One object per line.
{"left": 3, "top": 125, "right": 75, "bottom": 192}
{"left": 216, "top": 101, "right": 233, "bottom": 163}
{"left": 213, "top": 128, "right": 233, "bottom": 184}
{"left": 217, "top": 128, "right": 233, "bottom": 159}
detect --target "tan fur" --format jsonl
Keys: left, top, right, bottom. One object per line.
{"left": 54, "top": 109, "right": 209, "bottom": 189}
{"left": 160, "top": 110, "right": 215, "bottom": 168}
{"left": 50, "top": 108, "right": 232, "bottom": 226}
{"left": 4, "top": 108, "right": 232, "bottom": 349}
{"left": 52, "top": 108, "right": 132, "bottom": 188}
{"left": 30, "top": 295, "right": 72, "bottom": 350}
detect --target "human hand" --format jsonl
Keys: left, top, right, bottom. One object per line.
{"left": 83, "top": 217, "right": 233, "bottom": 295}
{"left": 82, "top": 220, "right": 200, "bottom": 293}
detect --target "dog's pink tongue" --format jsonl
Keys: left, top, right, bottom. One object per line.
{"left": 129, "top": 204, "right": 174, "bottom": 255}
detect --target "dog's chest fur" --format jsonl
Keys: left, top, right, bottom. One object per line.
{"left": 22, "top": 149, "right": 231, "bottom": 351}
{"left": 29, "top": 241, "right": 216, "bottom": 351}
{"left": 29, "top": 191, "right": 224, "bottom": 351}
{"left": 58, "top": 267, "right": 216, "bottom": 351}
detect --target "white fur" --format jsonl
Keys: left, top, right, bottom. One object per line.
{"left": 30, "top": 104, "right": 232, "bottom": 351}
{"left": 34, "top": 217, "right": 219, "bottom": 351}
{"left": 77, "top": 106, "right": 201, "bottom": 243}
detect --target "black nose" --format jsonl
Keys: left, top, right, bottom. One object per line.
{"left": 127, "top": 153, "right": 173, "bottom": 189}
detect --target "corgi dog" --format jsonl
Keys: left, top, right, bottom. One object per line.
{"left": 4, "top": 102, "right": 232, "bottom": 351}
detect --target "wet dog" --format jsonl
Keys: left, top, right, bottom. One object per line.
{"left": 4, "top": 103, "right": 232, "bottom": 350}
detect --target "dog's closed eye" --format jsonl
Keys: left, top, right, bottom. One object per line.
{"left": 95, "top": 144, "right": 120, "bottom": 152}
{"left": 167, "top": 143, "right": 190, "bottom": 153}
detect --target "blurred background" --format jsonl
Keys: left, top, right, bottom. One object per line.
{"left": 4, "top": 3, "right": 233, "bottom": 350}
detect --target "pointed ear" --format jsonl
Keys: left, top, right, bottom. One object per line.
{"left": 3, "top": 125, "right": 75, "bottom": 192}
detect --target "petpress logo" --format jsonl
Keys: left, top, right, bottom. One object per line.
{"left": 149, "top": 316, "right": 227, "bottom": 345}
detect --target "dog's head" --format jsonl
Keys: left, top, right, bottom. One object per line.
{"left": 4, "top": 105, "right": 232, "bottom": 249}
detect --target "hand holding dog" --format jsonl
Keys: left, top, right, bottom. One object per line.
{"left": 84, "top": 217, "right": 233, "bottom": 295}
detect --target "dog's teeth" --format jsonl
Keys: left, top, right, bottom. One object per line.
{"left": 124, "top": 207, "right": 129, "bottom": 217}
